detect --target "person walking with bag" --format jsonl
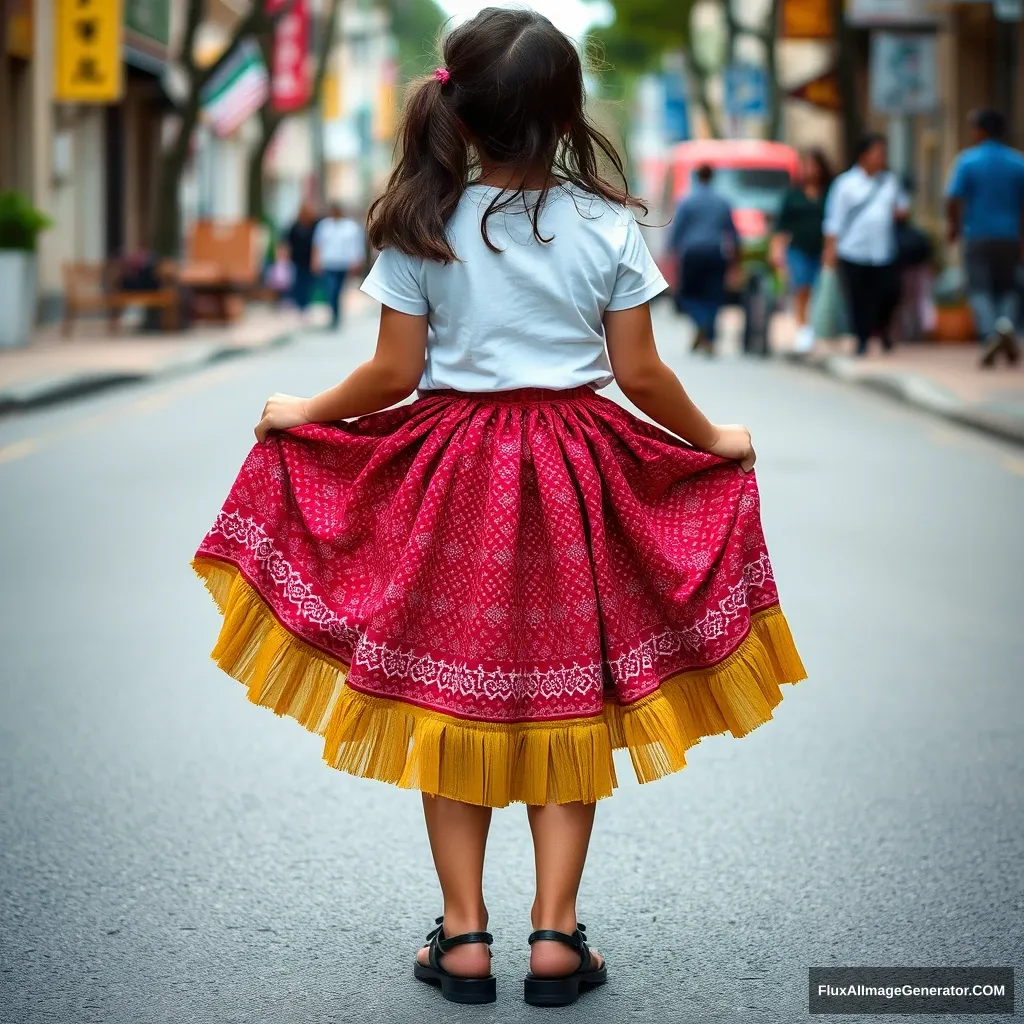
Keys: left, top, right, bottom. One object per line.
{"left": 772, "top": 149, "right": 833, "bottom": 353}
{"left": 192, "top": 9, "right": 805, "bottom": 1010}
{"left": 946, "top": 109, "right": 1024, "bottom": 367}
{"left": 822, "top": 133, "right": 909, "bottom": 356}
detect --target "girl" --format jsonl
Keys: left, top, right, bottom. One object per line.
{"left": 772, "top": 148, "right": 833, "bottom": 353}
{"left": 193, "top": 8, "right": 805, "bottom": 1009}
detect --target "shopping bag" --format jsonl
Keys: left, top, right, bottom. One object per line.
{"left": 810, "top": 266, "right": 847, "bottom": 341}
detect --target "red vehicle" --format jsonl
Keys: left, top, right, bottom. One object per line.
{"left": 643, "top": 139, "right": 802, "bottom": 290}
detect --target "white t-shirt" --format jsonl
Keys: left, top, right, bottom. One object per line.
{"left": 313, "top": 217, "right": 364, "bottom": 270}
{"left": 823, "top": 167, "right": 909, "bottom": 266}
{"left": 360, "top": 184, "right": 668, "bottom": 392}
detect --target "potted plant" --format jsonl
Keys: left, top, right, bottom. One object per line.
{"left": 0, "top": 190, "right": 52, "bottom": 349}
{"left": 931, "top": 264, "right": 975, "bottom": 344}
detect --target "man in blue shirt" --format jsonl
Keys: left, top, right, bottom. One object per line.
{"left": 670, "top": 164, "right": 740, "bottom": 354}
{"left": 946, "top": 109, "right": 1024, "bottom": 367}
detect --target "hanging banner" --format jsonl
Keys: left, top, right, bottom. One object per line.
{"left": 200, "top": 38, "right": 268, "bottom": 137}
{"left": 54, "top": 0, "right": 124, "bottom": 103}
{"left": 782, "top": 0, "right": 833, "bottom": 38}
{"left": 788, "top": 71, "right": 843, "bottom": 110}
{"left": 269, "top": 0, "right": 310, "bottom": 113}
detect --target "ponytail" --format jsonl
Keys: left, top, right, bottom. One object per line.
{"left": 367, "top": 74, "right": 468, "bottom": 263}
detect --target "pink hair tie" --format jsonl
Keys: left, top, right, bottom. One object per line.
{"left": 434, "top": 67, "right": 451, "bottom": 85}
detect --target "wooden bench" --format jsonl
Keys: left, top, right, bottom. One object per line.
{"left": 62, "top": 261, "right": 180, "bottom": 338}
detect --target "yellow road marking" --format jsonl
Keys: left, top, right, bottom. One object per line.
{"left": 0, "top": 438, "right": 42, "bottom": 463}
{"left": 0, "top": 361, "right": 255, "bottom": 465}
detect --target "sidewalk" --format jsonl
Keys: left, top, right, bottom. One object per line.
{"left": 0, "top": 305, "right": 307, "bottom": 415}
{"left": 766, "top": 311, "right": 1024, "bottom": 445}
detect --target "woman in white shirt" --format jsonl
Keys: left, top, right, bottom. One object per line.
{"left": 313, "top": 204, "right": 365, "bottom": 328}
{"left": 823, "top": 133, "right": 909, "bottom": 355}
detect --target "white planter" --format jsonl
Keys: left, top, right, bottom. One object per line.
{"left": 0, "top": 250, "right": 37, "bottom": 349}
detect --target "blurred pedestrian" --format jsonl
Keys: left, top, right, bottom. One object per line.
{"left": 312, "top": 202, "right": 365, "bottom": 328}
{"left": 670, "top": 163, "right": 740, "bottom": 354}
{"left": 822, "top": 133, "right": 909, "bottom": 356}
{"left": 772, "top": 148, "right": 833, "bottom": 352}
{"left": 193, "top": 6, "right": 803, "bottom": 1012}
{"left": 946, "top": 108, "right": 1024, "bottom": 367}
{"left": 264, "top": 242, "right": 295, "bottom": 308}
{"left": 286, "top": 201, "right": 319, "bottom": 318}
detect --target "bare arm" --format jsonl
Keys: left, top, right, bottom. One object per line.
{"left": 604, "top": 304, "right": 754, "bottom": 470}
{"left": 255, "top": 306, "right": 426, "bottom": 441}
{"left": 822, "top": 235, "right": 838, "bottom": 268}
{"left": 946, "top": 197, "right": 961, "bottom": 244}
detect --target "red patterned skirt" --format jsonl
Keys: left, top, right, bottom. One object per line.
{"left": 193, "top": 387, "right": 805, "bottom": 807}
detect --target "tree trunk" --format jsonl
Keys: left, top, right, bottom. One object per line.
{"left": 247, "top": 119, "right": 280, "bottom": 221}
{"left": 153, "top": 103, "right": 199, "bottom": 258}
{"left": 763, "top": 0, "right": 783, "bottom": 140}
{"left": 831, "top": 0, "right": 862, "bottom": 164}
{"left": 684, "top": 40, "right": 723, "bottom": 139}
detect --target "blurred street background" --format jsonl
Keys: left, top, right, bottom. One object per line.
{"left": 1, "top": 0, "right": 1024, "bottom": 1022}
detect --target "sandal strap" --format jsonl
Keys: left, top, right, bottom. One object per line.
{"left": 426, "top": 916, "right": 493, "bottom": 972}
{"left": 528, "top": 925, "right": 591, "bottom": 973}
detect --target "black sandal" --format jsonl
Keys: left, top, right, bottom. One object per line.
{"left": 413, "top": 916, "right": 496, "bottom": 1004}
{"left": 523, "top": 922, "right": 608, "bottom": 1007}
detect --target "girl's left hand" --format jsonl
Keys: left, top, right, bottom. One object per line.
{"left": 255, "top": 393, "right": 311, "bottom": 442}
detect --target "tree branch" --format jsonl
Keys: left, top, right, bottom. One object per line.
{"left": 309, "top": 0, "right": 344, "bottom": 107}
{"left": 181, "top": 0, "right": 205, "bottom": 76}
{"left": 197, "top": 0, "right": 299, "bottom": 90}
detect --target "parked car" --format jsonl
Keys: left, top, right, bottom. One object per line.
{"left": 644, "top": 139, "right": 801, "bottom": 300}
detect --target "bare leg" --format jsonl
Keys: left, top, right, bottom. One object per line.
{"left": 794, "top": 285, "right": 811, "bottom": 326}
{"left": 416, "top": 795, "right": 492, "bottom": 977}
{"left": 527, "top": 801, "right": 604, "bottom": 977}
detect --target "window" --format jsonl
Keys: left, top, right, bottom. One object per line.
{"left": 691, "top": 167, "right": 791, "bottom": 214}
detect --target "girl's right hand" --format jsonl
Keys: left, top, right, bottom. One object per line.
{"left": 255, "top": 393, "right": 312, "bottom": 443}
{"left": 707, "top": 424, "right": 756, "bottom": 472}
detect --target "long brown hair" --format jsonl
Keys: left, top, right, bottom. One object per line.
{"left": 368, "top": 7, "right": 646, "bottom": 263}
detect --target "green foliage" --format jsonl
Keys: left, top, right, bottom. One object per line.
{"left": 383, "top": 0, "right": 448, "bottom": 81}
{"left": 0, "top": 191, "right": 53, "bottom": 252}
{"left": 599, "top": 0, "right": 696, "bottom": 58}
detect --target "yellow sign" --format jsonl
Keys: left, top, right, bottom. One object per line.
{"left": 789, "top": 72, "right": 843, "bottom": 110}
{"left": 322, "top": 70, "right": 340, "bottom": 122}
{"left": 5, "top": 0, "right": 33, "bottom": 58}
{"left": 373, "top": 83, "right": 396, "bottom": 141}
{"left": 782, "top": 0, "right": 833, "bottom": 38}
{"left": 54, "top": 0, "right": 124, "bottom": 103}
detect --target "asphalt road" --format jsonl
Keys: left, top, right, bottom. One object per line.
{"left": 2, "top": 301, "right": 1022, "bottom": 1024}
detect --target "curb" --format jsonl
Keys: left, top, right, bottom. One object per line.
{"left": 0, "top": 331, "right": 296, "bottom": 416}
{"left": 782, "top": 351, "right": 1024, "bottom": 446}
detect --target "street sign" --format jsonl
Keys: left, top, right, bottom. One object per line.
{"left": 993, "top": 0, "right": 1022, "bottom": 22}
{"left": 724, "top": 63, "right": 768, "bottom": 118}
{"left": 54, "top": 0, "right": 124, "bottom": 103}
{"left": 662, "top": 72, "right": 690, "bottom": 143}
{"left": 847, "top": 0, "right": 940, "bottom": 26}
{"left": 869, "top": 32, "right": 938, "bottom": 114}
{"left": 788, "top": 71, "right": 843, "bottom": 110}
{"left": 782, "top": 0, "right": 833, "bottom": 38}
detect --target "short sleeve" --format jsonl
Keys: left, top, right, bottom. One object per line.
{"left": 606, "top": 216, "right": 668, "bottom": 312}
{"left": 360, "top": 248, "right": 428, "bottom": 315}
{"left": 822, "top": 177, "right": 847, "bottom": 237}
{"left": 893, "top": 176, "right": 910, "bottom": 215}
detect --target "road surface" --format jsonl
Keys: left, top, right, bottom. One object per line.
{"left": 2, "top": 301, "right": 1021, "bottom": 1023}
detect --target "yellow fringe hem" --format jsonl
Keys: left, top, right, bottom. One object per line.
{"left": 192, "top": 556, "right": 807, "bottom": 807}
